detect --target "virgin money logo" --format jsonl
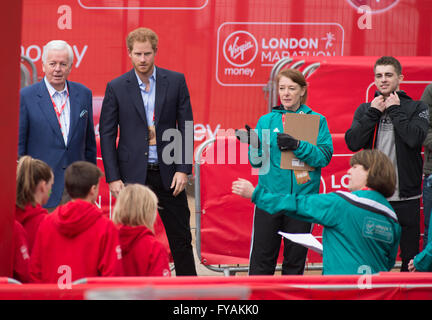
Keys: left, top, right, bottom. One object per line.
{"left": 223, "top": 31, "right": 258, "bottom": 67}
{"left": 347, "top": 0, "right": 399, "bottom": 13}
{"left": 216, "top": 22, "right": 343, "bottom": 86}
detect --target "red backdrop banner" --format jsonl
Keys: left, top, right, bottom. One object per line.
{"left": 0, "top": 1, "right": 22, "bottom": 277}
{"left": 18, "top": 0, "right": 432, "bottom": 269}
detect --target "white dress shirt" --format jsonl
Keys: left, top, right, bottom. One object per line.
{"left": 44, "top": 77, "right": 70, "bottom": 145}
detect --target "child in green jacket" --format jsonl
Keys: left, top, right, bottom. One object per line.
{"left": 233, "top": 149, "right": 401, "bottom": 275}
{"left": 409, "top": 220, "right": 432, "bottom": 271}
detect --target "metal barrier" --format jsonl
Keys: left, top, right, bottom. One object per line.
{"left": 20, "top": 55, "right": 38, "bottom": 88}
{"left": 193, "top": 136, "right": 402, "bottom": 276}
{"left": 194, "top": 137, "right": 326, "bottom": 276}
{"left": 0, "top": 277, "right": 22, "bottom": 284}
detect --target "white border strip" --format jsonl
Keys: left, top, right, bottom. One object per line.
{"left": 77, "top": 0, "right": 209, "bottom": 10}
{"left": 290, "top": 283, "right": 432, "bottom": 290}
{"left": 346, "top": 0, "right": 401, "bottom": 15}
{"left": 336, "top": 190, "right": 398, "bottom": 222}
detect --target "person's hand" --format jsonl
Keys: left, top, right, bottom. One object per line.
{"left": 235, "top": 124, "right": 260, "bottom": 148}
{"left": 232, "top": 178, "right": 255, "bottom": 199}
{"left": 408, "top": 259, "right": 416, "bottom": 272}
{"left": 370, "top": 95, "right": 386, "bottom": 112}
{"left": 109, "top": 180, "right": 124, "bottom": 198}
{"left": 171, "top": 172, "right": 188, "bottom": 196}
{"left": 384, "top": 91, "right": 400, "bottom": 109}
{"left": 277, "top": 132, "right": 299, "bottom": 151}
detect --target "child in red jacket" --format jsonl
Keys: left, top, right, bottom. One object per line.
{"left": 15, "top": 156, "right": 52, "bottom": 253}
{"left": 112, "top": 184, "right": 171, "bottom": 277}
{"left": 30, "top": 161, "right": 124, "bottom": 284}
{"left": 12, "top": 221, "right": 31, "bottom": 283}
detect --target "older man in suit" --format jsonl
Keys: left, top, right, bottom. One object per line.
{"left": 18, "top": 40, "right": 97, "bottom": 209}
{"left": 99, "top": 27, "right": 196, "bottom": 276}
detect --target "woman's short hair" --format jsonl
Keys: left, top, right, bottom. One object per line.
{"left": 112, "top": 184, "right": 158, "bottom": 232}
{"left": 42, "top": 40, "right": 74, "bottom": 66}
{"left": 126, "top": 27, "right": 159, "bottom": 52}
{"left": 350, "top": 149, "right": 396, "bottom": 198}
{"left": 276, "top": 68, "right": 308, "bottom": 105}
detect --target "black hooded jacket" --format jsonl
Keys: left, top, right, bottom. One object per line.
{"left": 345, "top": 91, "right": 429, "bottom": 198}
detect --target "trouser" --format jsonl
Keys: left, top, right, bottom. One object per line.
{"left": 390, "top": 199, "right": 420, "bottom": 272}
{"left": 422, "top": 174, "right": 432, "bottom": 248}
{"left": 249, "top": 206, "right": 312, "bottom": 275}
{"left": 145, "top": 169, "right": 197, "bottom": 276}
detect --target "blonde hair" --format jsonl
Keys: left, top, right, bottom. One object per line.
{"left": 112, "top": 184, "right": 158, "bottom": 232}
{"left": 16, "top": 156, "right": 53, "bottom": 209}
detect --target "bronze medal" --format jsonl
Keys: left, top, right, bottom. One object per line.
{"left": 148, "top": 125, "right": 156, "bottom": 145}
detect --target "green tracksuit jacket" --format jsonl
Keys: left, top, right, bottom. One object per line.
{"left": 252, "top": 186, "right": 401, "bottom": 275}
{"left": 249, "top": 104, "right": 333, "bottom": 196}
{"left": 414, "top": 221, "right": 432, "bottom": 271}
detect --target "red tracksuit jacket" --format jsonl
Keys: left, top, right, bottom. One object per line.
{"left": 15, "top": 203, "right": 48, "bottom": 254}
{"left": 118, "top": 225, "right": 171, "bottom": 277}
{"left": 12, "top": 221, "right": 31, "bottom": 283}
{"left": 30, "top": 199, "right": 124, "bottom": 283}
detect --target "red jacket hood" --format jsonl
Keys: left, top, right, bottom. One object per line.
{"left": 118, "top": 225, "right": 153, "bottom": 255}
{"left": 52, "top": 200, "right": 102, "bottom": 238}
{"left": 15, "top": 203, "right": 48, "bottom": 225}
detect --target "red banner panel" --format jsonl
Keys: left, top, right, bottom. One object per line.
{"left": 19, "top": 0, "right": 432, "bottom": 270}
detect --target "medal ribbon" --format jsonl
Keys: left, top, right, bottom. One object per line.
{"left": 50, "top": 90, "right": 69, "bottom": 130}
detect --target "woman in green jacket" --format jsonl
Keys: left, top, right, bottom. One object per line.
{"left": 237, "top": 68, "right": 333, "bottom": 275}
{"left": 232, "top": 149, "right": 401, "bottom": 275}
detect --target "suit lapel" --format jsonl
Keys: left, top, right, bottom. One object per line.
{"left": 36, "top": 81, "right": 64, "bottom": 143}
{"left": 126, "top": 70, "right": 148, "bottom": 127}
{"left": 67, "top": 81, "right": 80, "bottom": 144}
{"left": 154, "top": 67, "right": 167, "bottom": 127}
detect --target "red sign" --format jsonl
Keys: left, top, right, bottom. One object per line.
{"left": 217, "top": 22, "right": 344, "bottom": 86}
{"left": 19, "top": 0, "right": 432, "bottom": 267}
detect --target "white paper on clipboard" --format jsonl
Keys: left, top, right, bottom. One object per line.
{"left": 278, "top": 231, "right": 323, "bottom": 255}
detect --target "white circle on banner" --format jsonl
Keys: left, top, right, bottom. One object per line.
{"left": 346, "top": 0, "right": 400, "bottom": 14}
{"left": 223, "top": 30, "right": 258, "bottom": 67}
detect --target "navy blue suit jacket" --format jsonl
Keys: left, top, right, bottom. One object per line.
{"left": 18, "top": 80, "right": 97, "bottom": 207}
{"left": 99, "top": 67, "right": 193, "bottom": 190}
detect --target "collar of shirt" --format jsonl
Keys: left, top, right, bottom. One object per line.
{"left": 44, "top": 77, "right": 68, "bottom": 97}
{"left": 135, "top": 66, "right": 157, "bottom": 92}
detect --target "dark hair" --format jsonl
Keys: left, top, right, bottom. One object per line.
{"left": 126, "top": 27, "right": 158, "bottom": 52}
{"left": 374, "top": 56, "right": 402, "bottom": 75}
{"left": 276, "top": 68, "right": 308, "bottom": 105}
{"left": 16, "top": 156, "right": 53, "bottom": 209}
{"left": 64, "top": 161, "right": 102, "bottom": 199}
{"left": 350, "top": 149, "right": 396, "bottom": 198}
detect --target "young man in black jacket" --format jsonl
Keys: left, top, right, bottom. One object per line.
{"left": 345, "top": 56, "right": 429, "bottom": 271}
{"left": 421, "top": 84, "right": 432, "bottom": 249}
